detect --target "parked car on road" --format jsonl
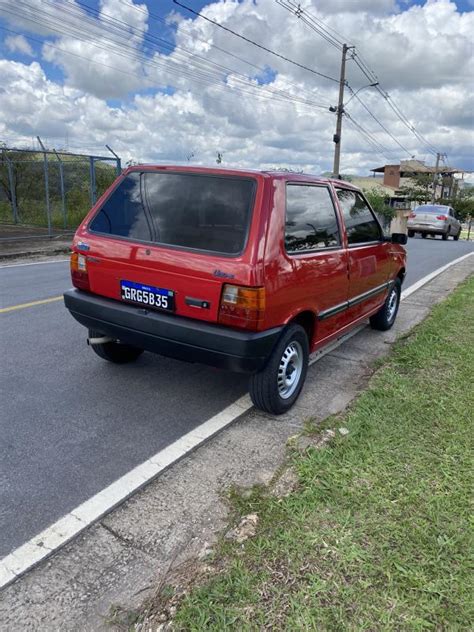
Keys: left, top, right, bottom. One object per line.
{"left": 407, "top": 204, "right": 461, "bottom": 240}
{"left": 64, "top": 166, "right": 407, "bottom": 414}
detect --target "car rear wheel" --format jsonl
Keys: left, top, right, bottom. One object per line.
{"left": 421, "top": 233, "right": 427, "bottom": 239}
{"left": 88, "top": 329, "right": 144, "bottom": 363}
{"left": 249, "top": 324, "right": 309, "bottom": 415}
{"left": 407, "top": 230, "right": 415, "bottom": 238}
{"left": 442, "top": 232, "right": 448, "bottom": 241}
{"left": 454, "top": 231, "right": 460, "bottom": 241}
{"left": 369, "top": 279, "right": 401, "bottom": 332}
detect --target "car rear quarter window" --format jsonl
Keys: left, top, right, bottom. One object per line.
{"left": 89, "top": 172, "right": 153, "bottom": 241}
{"left": 89, "top": 172, "right": 256, "bottom": 255}
{"left": 336, "top": 189, "right": 382, "bottom": 245}
{"left": 414, "top": 205, "right": 448, "bottom": 214}
{"left": 285, "top": 184, "right": 340, "bottom": 253}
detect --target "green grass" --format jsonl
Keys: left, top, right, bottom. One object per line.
{"left": 170, "top": 276, "right": 474, "bottom": 631}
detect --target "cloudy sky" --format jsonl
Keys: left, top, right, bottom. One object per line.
{"left": 0, "top": 0, "right": 473, "bottom": 176}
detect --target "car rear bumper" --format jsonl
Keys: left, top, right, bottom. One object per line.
{"left": 408, "top": 224, "right": 447, "bottom": 234}
{"left": 64, "top": 289, "right": 282, "bottom": 373}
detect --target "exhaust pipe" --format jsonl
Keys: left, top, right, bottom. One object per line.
{"left": 87, "top": 336, "right": 115, "bottom": 345}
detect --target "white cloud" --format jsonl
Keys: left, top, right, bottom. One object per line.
{"left": 0, "top": 0, "right": 472, "bottom": 174}
{"left": 5, "top": 34, "right": 34, "bottom": 56}
{"left": 40, "top": 0, "right": 150, "bottom": 99}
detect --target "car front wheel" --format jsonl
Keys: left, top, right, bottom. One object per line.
{"left": 88, "top": 329, "right": 144, "bottom": 363}
{"left": 369, "top": 279, "right": 401, "bottom": 331}
{"left": 408, "top": 230, "right": 415, "bottom": 238}
{"left": 249, "top": 324, "right": 309, "bottom": 415}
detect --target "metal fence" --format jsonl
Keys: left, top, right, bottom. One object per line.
{"left": 0, "top": 141, "right": 121, "bottom": 239}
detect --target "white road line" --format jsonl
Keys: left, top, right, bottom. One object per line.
{"left": 401, "top": 252, "right": 473, "bottom": 300}
{"left": 0, "top": 394, "right": 252, "bottom": 589}
{"left": 1, "top": 251, "right": 473, "bottom": 590}
{"left": 0, "top": 259, "right": 69, "bottom": 269}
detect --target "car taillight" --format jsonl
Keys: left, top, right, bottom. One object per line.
{"left": 409, "top": 212, "right": 416, "bottom": 218}
{"left": 436, "top": 215, "right": 447, "bottom": 220}
{"left": 218, "top": 285, "right": 265, "bottom": 330}
{"left": 70, "top": 252, "right": 90, "bottom": 291}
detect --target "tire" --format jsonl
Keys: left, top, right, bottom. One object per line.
{"left": 454, "top": 231, "right": 460, "bottom": 241}
{"left": 369, "top": 279, "right": 401, "bottom": 332}
{"left": 407, "top": 230, "right": 415, "bottom": 238}
{"left": 88, "top": 329, "right": 144, "bottom": 364}
{"left": 442, "top": 232, "right": 448, "bottom": 241}
{"left": 421, "top": 233, "right": 427, "bottom": 239}
{"left": 249, "top": 324, "right": 309, "bottom": 415}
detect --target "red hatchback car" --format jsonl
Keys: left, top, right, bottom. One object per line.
{"left": 64, "top": 166, "right": 406, "bottom": 414}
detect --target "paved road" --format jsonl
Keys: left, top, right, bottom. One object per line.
{"left": 1, "top": 238, "right": 473, "bottom": 557}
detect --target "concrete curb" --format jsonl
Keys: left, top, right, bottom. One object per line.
{"left": 0, "top": 247, "right": 71, "bottom": 262}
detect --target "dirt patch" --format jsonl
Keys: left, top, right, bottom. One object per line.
{"left": 270, "top": 467, "right": 300, "bottom": 498}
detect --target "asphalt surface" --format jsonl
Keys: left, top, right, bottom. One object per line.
{"left": 1, "top": 237, "right": 473, "bottom": 558}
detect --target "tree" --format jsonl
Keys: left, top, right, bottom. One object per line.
{"left": 363, "top": 187, "right": 395, "bottom": 223}
{"left": 399, "top": 174, "right": 432, "bottom": 203}
{"left": 441, "top": 189, "right": 474, "bottom": 223}
{"left": 0, "top": 146, "right": 41, "bottom": 220}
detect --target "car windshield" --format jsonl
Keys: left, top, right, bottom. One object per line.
{"left": 414, "top": 205, "right": 448, "bottom": 214}
{"left": 89, "top": 171, "right": 256, "bottom": 255}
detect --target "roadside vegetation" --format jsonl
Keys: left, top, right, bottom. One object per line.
{"left": 0, "top": 148, "right": 116, "bottom": 229}
{"left": 148, "top": 276, "right": 474, "bottom": 631}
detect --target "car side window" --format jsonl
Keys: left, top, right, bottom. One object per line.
{"left": 285, "top": 184, "right": 340, "bottom": 253}
{"left": 336, "top": 189, "right": 382, "bottom": 245}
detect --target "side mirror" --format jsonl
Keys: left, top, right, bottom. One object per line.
{"left": 391, "top": 233, "right": 408, "bottom": 245}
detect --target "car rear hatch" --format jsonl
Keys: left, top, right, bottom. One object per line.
{"left": 74, "top": 169, "right": 261, "bottom": 325}
{"left": 410, "top": 206, "right": 447, "bottom": 227}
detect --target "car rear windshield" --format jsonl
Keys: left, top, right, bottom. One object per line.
{"left": 414, "top": 205, "right": 448, "bottom": 214}
{"left": 89, "top": 171, "right": 256, "bottom": 255}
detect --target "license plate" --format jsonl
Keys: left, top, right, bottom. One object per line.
{"left": 120, "top": 280, "right": 174, "bottom": 311}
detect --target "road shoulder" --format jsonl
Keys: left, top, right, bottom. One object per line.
{"left": 1, "top": 257, "right": 473, "bottom": 631}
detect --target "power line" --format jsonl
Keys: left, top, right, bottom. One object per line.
{"left": 344, "top": 112, "right": 395, "bottom": 161}
{"left": 68, "top": 0, "right": 331, "bottom": 109}
{"left": 346, "top": 88, "right": 412, "bottom": 156}
{"left": 2, "top": 1, "right": 331, "bottom": 113}
{"left": 276, "top": 2, "right": 442, "bottom": 158}
{"left": 278, "top": 0, "right": 349, "bottom": 47}
{"left": 349, "top": 51, "right": 438, "bottom": 157}
{"left": 0, "top": 22, "right": 330, "bottom": 125}
{"left": 115, "top": 0, "right": 329, "bottom": 106}
{"left": 276, "top": 0, "right": 344, "bottom": 50}
{"left": 173, "top": 0, "right": 340, "bottom": 84}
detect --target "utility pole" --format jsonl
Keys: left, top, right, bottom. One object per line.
{"left": 431, "top": 152, "right": 442, "bottom": 203}
{"left": 332, "top": 44, "right": 353, "bottom": 178}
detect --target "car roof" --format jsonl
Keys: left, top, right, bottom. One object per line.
{"left": 125, "top": 164, "right": 357, "bottom": 189}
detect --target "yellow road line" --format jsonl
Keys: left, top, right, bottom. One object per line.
{"left": 0, "top": 296, "right": 63, "bottom": 314}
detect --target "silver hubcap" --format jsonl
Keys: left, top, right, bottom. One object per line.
{"left": 277, "top": 341, "right": 303, "bottom": 399}
{"left": 387, "top": 288, "right": 398, "bottom": 322}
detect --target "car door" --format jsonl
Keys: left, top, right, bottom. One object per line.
{"left": 276, "top": 182, "right": 350, "bottom": 343}
{"left": 335, "top": 188, "right": 392, "bottom": 321}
